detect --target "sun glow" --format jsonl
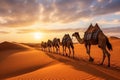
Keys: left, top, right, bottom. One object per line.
{"left": 34, "top": 32, "right": 43, "bottom": 40}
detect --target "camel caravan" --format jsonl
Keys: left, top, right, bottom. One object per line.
{"left": 40, "top": 23, "right": 112, "bottom": 67}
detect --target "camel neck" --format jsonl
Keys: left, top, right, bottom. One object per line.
{"left": 76, "top": 34, "right": 84, "bottom": 44}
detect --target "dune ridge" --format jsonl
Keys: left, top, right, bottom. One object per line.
{"left": 0, "top": 41, "right": 31, "bottom": 51}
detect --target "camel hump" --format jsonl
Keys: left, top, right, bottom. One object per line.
{"left": 53, "top": 38, "right": 60, "bottom": 42}
{"left": 85, "top": 23, "right": 101, "bottom": 34}
{"left": 62, "top": 34, "right": 72, "bottom": 43}
{"left": 85, "top": 23, "right": 93, "bottom": 33}
{"left": 84, "top": 23, "right": 102, "bottom": 41}
{"left": 94, "top": 23, "right": 101, "bottom": 31}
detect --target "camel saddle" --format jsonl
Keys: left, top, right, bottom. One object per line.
{"left": 84, "top": 24, "right": 102, "bottom": 41}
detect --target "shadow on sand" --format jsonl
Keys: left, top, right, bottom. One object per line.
{"left": 46, "top": 52, "right": 120, "bottom": 80}
{"left": 0, "top": 61, "right": 56, "bottom": 79}
{"left": 0, "top": 50, "right": 26, "bottom": 62}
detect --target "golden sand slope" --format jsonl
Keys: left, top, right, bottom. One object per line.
{"left": 7, "top": 52, "right": 120, "bottom": 80}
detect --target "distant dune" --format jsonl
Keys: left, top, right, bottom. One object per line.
{"left": 21, "top": 43, "right": 40, "bottom": 48}
{"left": 110, "top": 36, "right": 120, "bottom": 39}
{"left": 0, "top": 41, "right": 31, "bottom": 51}
{"left": 103, "top": 27, "right": 120, "bottom": 33}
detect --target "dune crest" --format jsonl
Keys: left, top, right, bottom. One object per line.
{"left": 0, "top": 41, "right": 31, "bottom": 51}
{"left": 110, "top": 36, "right": 120, "bottom": 40}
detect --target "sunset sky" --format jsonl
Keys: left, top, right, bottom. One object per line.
{"left": 0, "top": 0, "right": 120, "bottom": 43}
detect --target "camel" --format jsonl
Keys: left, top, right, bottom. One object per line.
{"left": 72, "top": 23, "right": 112, "bottom": 67}
{"left": 47, "top": 40, "right": 53, "bottom": 52}
{"left": 53, "top": 38, "right": 60, "bottom": 53}
{"left": 41, "top": 41, "right": 47, "bottom": 51}
{"left": 62, "top": 34, "right": 74, "bottom": 58}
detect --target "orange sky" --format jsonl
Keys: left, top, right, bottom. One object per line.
{"left": 0, "top": 0, "right": 120, "bottom": 43}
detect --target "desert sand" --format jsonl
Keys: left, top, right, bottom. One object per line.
{"left": 0, "top": 38, "right": 120, "bottom": 80}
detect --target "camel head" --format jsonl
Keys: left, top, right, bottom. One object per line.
{"left": 72, "top": 32, "right": 79, "bottom": 38}
{"left": 72, "top": 32, "right": 84, "bottom": 44}
{"left": 56, "top": 38, "right": 60, "bottom": 44}
{"left": 58, "top": 38, "right": 60, "bottom": 43}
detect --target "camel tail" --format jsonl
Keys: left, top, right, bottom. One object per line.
{"left": 106, "top": 37, "right": 113, "bottom": 51}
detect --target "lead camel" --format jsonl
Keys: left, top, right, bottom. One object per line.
{"left": 72, "top": 23, "right": 112, "bottom": 67}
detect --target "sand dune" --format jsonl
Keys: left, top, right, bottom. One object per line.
{"left": 0, "top": 41, "right": 33, "bottom": 64}
{"left": 0, "top": 41, "right": 54, "bottom": 79}
{"left": 0, "top": 49, "right": 54, "bottom": 79}
{"left": 0, "top": 41, "right": 31, "bottom": 51}
{"left": 0, "top": 38, "right": 120, "bottom": 80}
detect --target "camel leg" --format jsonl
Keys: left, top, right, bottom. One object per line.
{"left": 88, "top": 44, "right": 94, "bottom": 62}
{"left": 85, "top": 43, "right": 94, "bottom": 62}
{"left": 62, "top": 46, "right": 65, "bottom": 56}
{"left": 104, "top": 49, "right": 111, "bottom": 67}
{"left": 68, "top": 47, "right": 71, "bottom": 57}
{"left": 100, "top": 49, "right": 106, "bottom": 65}
{"left": 48, "top": 47, "right": 49, "bottom": 52}
{"left": 56, "top": 46, "right": 58, "bottom": 53}
{"left": 65, "top": 47, "right": 67, "bottom": 56}
{"left": 100, "top": 46, "right": 110, "bottom": 67}
{"left": 71, "top": 44, "right": 74, "bottom": 58}
{"left": 72, "top": 48, "right": 74, "bottom": 58}
{"left": 57, "top": 46, "right": 59, "bottom": 54}
{"left": 50, "top": 47, "right": 51, "bottom": 52}
{"left": 58, "top": 46, "right": 60, "bottom": 54}
{"left": 56, "top": 47, "right": 58, "bottom": 53}
{"left": 49, "top": 47, "right": 50, "bottom": 52}
{"left": 55, "top": 47, "right": 57, "bottom": 53}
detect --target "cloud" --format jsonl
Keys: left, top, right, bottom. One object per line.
{"left": 38, "top": 0, "right": 120, "bottom": 23}
{"left": 16, "top": 26, "right": 120, "bottom": 39}
{"left": 91, "top": 0, "right": 120, "bottom": 16}
{"left": 0, "top": 0, "right": 39, "bottom": 27}
{"left": 0, "top": 0, "right": 120, "bottom": 27}
{"left": 16, "top": 27, "right": 86, "bottom": 34}
{"left": 103, "top": 26, "right": 120, "bottom": 33}
{"left": 16, "top": 29, "right": 36, "bottom": 34}
{"left": 115, "top": 11, "right": 120, "bottom": 15}
{"left": 0, "top": 31, "right": 10, "bottom": 34}
{"left": 97, "top": 19, "right": 120, "bottom": 24}
{"left": 38, "top": 0, "right": 94, "bottom": 23}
